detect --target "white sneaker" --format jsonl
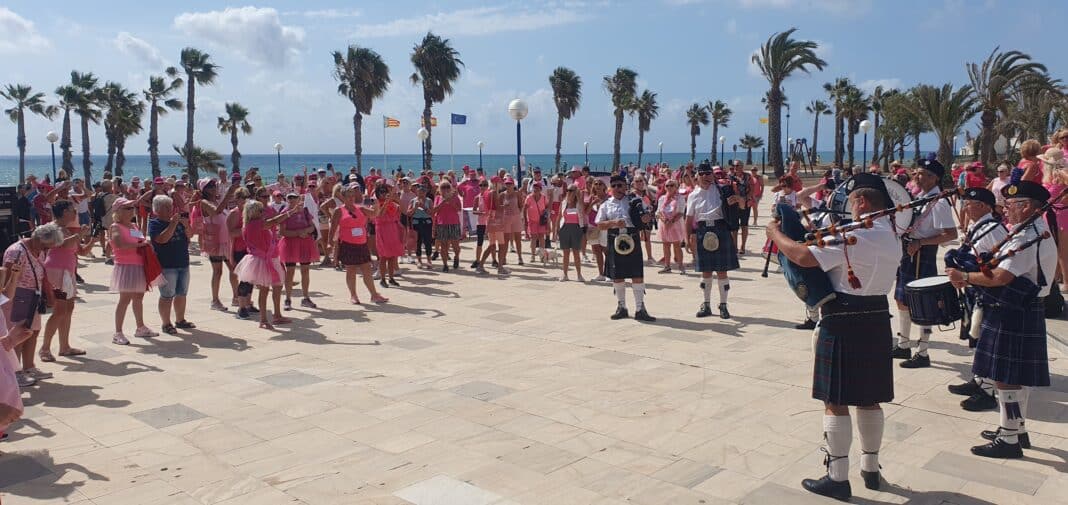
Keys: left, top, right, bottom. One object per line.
{"left": 592, "top": 275, "right": 607, "bottom": 282}
{"left": 134, "top": 326, "right": 158, "bottom": 338}
{"left": 113, "top": 333, "right": 130, "bottom": 345}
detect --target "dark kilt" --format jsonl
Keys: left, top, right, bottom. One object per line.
{"left": 606, "top": 228, "right": 643, "bottom": 280}
{"left": 814, "top": 294, "right": 894, "bottom": 406}
{"left": 338, "top": 241, "right": 372, "bottom": 266}
{"left": 973, "top": 298, "right": 1050, "bottom": 387}
{"left": 895, "top": 243, "right": 938, "bottom": 304}
{"left": 695, "top": 222, "right": 739, "bottom": 273}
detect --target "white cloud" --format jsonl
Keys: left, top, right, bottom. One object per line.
{"left": 858, "top": 78, "right": 903, "bottom": 94}
{"left": 0, "top": 7, "right": 50, "bottom": 53}
{"left": 295, "top": 8, "right": 362, "bottom": 19}
{"left": 667, "top": 0, "right": 871, "bottom": 15}
{"left": 350, "top": 6, "right": 587, "bottom": 38}
{"left": 174, "top": 7, "right": 305, "bottom": 67}
{"left": 114, "top": 32, "right": 167, "bottom": 68}
{"left": 812, "top": 39, "right": 833, "bottom": 60}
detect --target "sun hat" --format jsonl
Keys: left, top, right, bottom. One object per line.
{"left": 286, "top": 192, "right": 300, "bottom": 198}
{"left": 272, "top": 190, "right": 282, "bottom": 197}
{"left": 112, "top": 197, "right": 136, "bottom": 208}
{"left": 1037, "top": 147, "right": 1065, "bottom": 168}
{"left": 197, "top": 178, "right": 216, "bottom": 191}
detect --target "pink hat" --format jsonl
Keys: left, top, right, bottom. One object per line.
{"left": 462, "top": 165, "right": 471, "bottom": 171}
{"left": 197, "top": 177, "right": 216, "bottom": 191}
{"left": 153, "top": 176, "right": 165, "bottom": 185}
{"left": 490, "top": 175, "right": 502, "bottom": 184}
{"left": 503, "top": 177, "right": 515, "bottom": 185}
{"left": 112, "top": 197, "right": 136, "bottom": 208}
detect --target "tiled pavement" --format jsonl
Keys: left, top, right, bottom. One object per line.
{"left": 2, "top": 195, "right": 1067, "bottom": 505}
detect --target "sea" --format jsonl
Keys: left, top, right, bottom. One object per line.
{"left": 0, "top": 150, "right": 842, "bottom": 185}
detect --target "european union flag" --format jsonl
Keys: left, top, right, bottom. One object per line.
{"left": 450, "top": 113, "right": 467, "bottom": 125}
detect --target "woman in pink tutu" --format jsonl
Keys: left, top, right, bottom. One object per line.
{"left": 373, "top": 185, "right": 403, "bottom": 287}
{"left": 109, "top": 198, "right": 157, "bottom": 344}
{"left": 278, "top": 192, "right": 319, "bottom": 310}
{"left": 656, "top": 179, "right": 687, "bottom": 274}
{"left": 524, "top": 182, "right": 550, "bottom": 263}
{"left": 233, "top": 200, "right": 298, "bottom": 329}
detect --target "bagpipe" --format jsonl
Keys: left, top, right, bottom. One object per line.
{"left": 803, "top": 186, "right": 957, "bottom": 246}
{"left": 614, "top": 195, "right": 651, "bottom": 256}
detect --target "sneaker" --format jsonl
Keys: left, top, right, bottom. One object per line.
{"left": 961, "top": 392, "right": 998, "bottom": 412}
{"left": 453, "top": 258, "right": 460, "bottom": 269}
{"left": 301, "top": 298, "right": 318, "bottom": 309}
{"left": 890, "top": 345, "right": 911, "bottom": 360}
{"left": 284, "top": 298, "right": 292, "bottom": 311}
{"left": 104, "top": 258, "right": 114, "bottom": 266}
{"left": 247, "top": 306, "right": 260, "bottom": 314}
{"left": 470, "top": 261, "right": 480, "bottom": 269}
{"left": 497, "top": 267, "right": 510, "bottom": 275}
{"left": 559, "top": 275, "right": 569, "bottom": 282}
{"left": 476, "top": 266, "right": 488, "bottom": 275}
{"left": 16, "top": 371, "right": 36, "bottom": 388}
{"left": 981, "top": 428, "right": 1031, "bottom": 449}
{"left": 900, "top": 354, "right": 930, "bottom": 368}
{"left": 134, "top": 326, "right": 158, "bottom": 338}
{"left": 948, "top": 379, "right": 982, "bottom": 396}
{"left": 576, "top": 274, "right": 585, "bottom": 282}
{"left": 113, "top": 332, "right": 130, "bottom": 345}
{"left": 658, "top": 266, "right": 672, "bottom": 274}
{"left": 388, "top": 278, "right": 399, "bottom": 286}
{"left": 593, "top": 275, "right": 607, "bottom": 282}
{"left": 210, "top": 300, "right": 228, "bottom": 311}
{"left": 24, "top": 368, "right": 53, "bottom": 380}
{"left": 971, "top": 438, "right": 1023, "bottom": 459}
{"left": 237, "top": 307, "right": 251, "bottom": 320}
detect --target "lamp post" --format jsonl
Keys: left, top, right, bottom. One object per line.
{"left": 583, "top": 141, "right": 589, "bottom": 166}
{"left": 784, "top": 102, "right": 791, "bottom": 163}
{"left": 273, "top": 143, "right": 283, "bottom": 174}
{"left": 787, "top": 137, "right": 793, "bottom": 164}
{"left": 953, "top": 135, "right": 958, "bottom": 160}
{"left": 46, "top": 131, "right": 59, "bottom": 181}
{"left": 859, "top": 119, "right": 872, "bottom": 166}
{"left": 718, "top": 136, "right": 725, "bottom": 167}
{"left": 508, "top": 99, "right": 528, "bottom": 180}
{"left": 417, "top": 128, "right": 429, "bottom": 170}
{"left": 658, "top": 142, "right": 663, "bottom": 166}
{"left": 477, "top": 140, "right": 484, "bottom": 171}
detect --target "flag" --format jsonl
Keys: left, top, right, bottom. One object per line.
{"left": 420, "top": 116, "right": 438, "bottom": 127}
{"left": 450, "top": 113, "right": 467, "bottom": 125}
{"left": 383, "top": 116, "right": 400, "bottom": 128}
{"left": 759, "top": 117, "right": 768, "bottom": 124}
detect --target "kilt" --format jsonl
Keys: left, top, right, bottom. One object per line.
{"left": 894, "top": 243, "right": 938, "bottom": 304}
{"left": 973, "top": 298, "right": 1050, "bottom": 387}
{"left": 606, "top": 228, "right": 644, "bottom": 280}
{"left": 814, "top": 293, "right": 894, "bottom": 406}
{"left": 695, "top": 222, "right": 739, "bottom": 273}
{"left": 338, "top": 241, "right": 371, "bottom": 266}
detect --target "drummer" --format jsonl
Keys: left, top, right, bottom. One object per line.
{"left": 892, "top": 156, "right": 958, "bottom": 368}
{"left": 596, "top": 175, "right": 655, "bottom": 322}
{"left": 766, "top": 173, "right": 900, "bottom": 500}
{"left": 946, "top": 180, "right": 1056, "bottom": 459}
{"left": 946, "top": 188, "right": 1007, "bottom": 413}
{"left": 687, "top": 161, "right": 741, "bottom": 319}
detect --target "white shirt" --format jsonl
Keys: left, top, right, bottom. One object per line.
{"left": 809, "top": 216, "right": 901, "bottom": 296}
{"left": 1000, "top": 218, "right": 1058, "bottom": 297}
{"left": 685, "top": 185, "right": 724, "bottom": 223}
{"left": 595, "top": 195, "right": 633, "bottom": 228}
{"left": 772, "top": 191, "right": 798, "bottom": 209}
{"left": 990, "top": 178, "right": 1009, "bottom": 206}
{"left": 910, "top": 186, "right": 956, "bottom": 240}
{"left": 966, "top": 212, "right": 1007, "bottom": 255}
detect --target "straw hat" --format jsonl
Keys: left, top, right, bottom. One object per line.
{"left": 1038, "top": 147, "right": 1065, "bottom": 168}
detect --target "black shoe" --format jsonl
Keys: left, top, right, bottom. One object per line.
{"left": 380, "top": 279, "right": 388, "bottom": 288}
{"left": 491, "top": 260, "right": 499, "bottom": 268}
{"left": 971, "top": 438, "right": 1023, "bottom": 459}
{"left": 453, "top": 258, "right": 459, "bottom": 269}
{"left": 442, "top": 265, "right": 450, "bottom": 273}
{"left": 718, "top": 303, "right": 731, "bottom": 320}
{"left": 948, "top": 379, "right": 982, "bottom": 396}
{"left": 75, "top": 273, "right": 85, "bottom": 284}
{"left": 104, "top": 258, "right": 114, "bottom": 266}
{"left": 890, "top": 344, "right": 911, "bottom": 360}
{"left": 982, "top": 428, "right": 1031, "bottom": 449}
{"left": 961, "top": 392, "right": 998, "bottom": 412}
{"left": 610, "top": 306, "right": 629, "bottom": 320}
{"left": 236, "top": 308, "right": 250, "bottom": 320}
{"left": 470, "top": 261, "right": 479, "bottom": 269}
{"left": 801, "top": 475, "right": 851, "bottom": 502}
{"left": 696, "top": 303, "right": 713, "bottom": 318}
{"left": 247, "top": 306, "right": 260, "bottom": 313}
{"left": 795, "top": 318, "right": 817, "bottom": 330}
{"left": 860, "top": 470, "right": 881, "bottom": 491}
{"left": 899, "top": 354, "right": 930, "bottom": 368}
{"left": 431, "top": 252, "right": 439, "bottom": 261}
{"left": 388, "top": 278, "right": 400, "bottom": 287}
{"left": 634, "top": 308, "right": 656, "bottom": 322}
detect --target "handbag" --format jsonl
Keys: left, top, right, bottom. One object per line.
{"left": 10, "top": 244, "right": 43, "bottom": 327}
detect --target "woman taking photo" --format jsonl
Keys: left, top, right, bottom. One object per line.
{"left": 39, "top": 200, "right": 91, "bottom": 361}
{"left": 374, "top": 185, "right": 404, "bottom": 287}
{"left": 431, "top": 180, "right": 463, "bottom": 272}
{"left": 656, "top": 179, "right": 687, "bottom": 274}
{"left": 500, "top": 178, "right": 524, "bottom": 266}
{"left": 329, "top": 184, "right": 388, "bottom": 304}
{"left": 558, "top": 184, "right": 586, "bottom": 282}
{"left": 109, "top": 198, "right": 158, "bottom": 344}
{"left": 278, "top": 193, "right": 319, "bottom": 310}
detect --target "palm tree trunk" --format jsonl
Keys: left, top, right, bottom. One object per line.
{"left": 230, "top": 127, "right": 240, "bottom": 174}
{"left": 980, "top": 109, "right": 996, "bottom": 167}
{"left": 116, "top": 136, "right": 126, "bottom": 177}
{"left": 711, "top": 121, "right": 719, "bottom": 164}
{"left": 746, "top": 147, "right": 753, "bottom": 165}
{"left": 913, "top": 133, "right": 921, "bottom": 163}
{"left": 80, "top": 115, "right": 92, "bottom": 182}
{"left": 690, "top": 133, "right": 697, "bottom": 162}
{"left": 149, "top": 102, "right": 160, "bottom": 177}
{"left": 637, "top": 129, "right": 645, "bottom": 168}
{"left": 61, "top": 109, "right": 74, "bottom": 173}
{"left": 811, "top": 115, "right": 820, "bottom": 167}
{"left": 846, "top": 121, "right": 856, "bottom": 168}
{"left": 768, "top": 87, "right": 785, "bottom": 177}
{"left": 871, "top": 113, "right": 881, "bottom": 165}
{"left": 186, "top": 72, "right": 196, "bottom": 179}
{"left": 16, "top": 109, "right": 26, "bottom": 183}
{"left": 612, "top": 109, "right": 623, "bottom": 171}
{"left": 554, "top": 114, "right": 564, "bottom": 172}
{"left": 833, "top": 108, "right": 843, "bottom": 166}
{"left": 104, "top": 125, "right": 116, "bottom": 173}
{"left": 422, "top": 93, "right": 433, "bottom": 171}
{"left": 354, "top": 112, "right": 363, "bottom": 172}
{"left": 938, "top": 138, "right": 953, "bottom": 170}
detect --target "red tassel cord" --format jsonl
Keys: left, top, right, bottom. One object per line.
{"left": 843, "top": 238, "right": 862, "bottom": 290}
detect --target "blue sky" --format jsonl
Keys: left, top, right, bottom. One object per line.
{"left": 1, "top": 0, "right": 1061, "bottom": 157}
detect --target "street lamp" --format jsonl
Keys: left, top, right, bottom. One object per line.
{"left": 273, "top": 142, "right": 283, "bottom": 174}
{"left": 417, "top": 128, "right": 429, "bottom": 171}
{"left": 859, "top": 120, "right": 872, "bottom": 166}
{"left": 732, "top": 144, "right": 738, "bottom": 166}
{"left": 508, "top": 98, "right": 528, "bottom": 180}
{"left": 718, "top": 136, "right": 726, "bottom": 167}
{"left": 477, "top": 140, "right": 484, "bottom": 171}
{"left": 46, "top": 131, "right": 59, "bottom": 181}
{"left": 658, "top": 141, "right": 663, "bottom": 166}
{"left": 784, "top": 102, "right": 791, "bottom": 163}
{"left": 787, "top": 137, "right": 793, "bottom": 164}
{"left": 953, "top": 135, "right": 958, "bottom": 159}
{"left": 583, "top": 141, "right": 589, "bottom": 166}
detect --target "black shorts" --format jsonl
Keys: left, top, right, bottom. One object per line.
{"left": 737, "top": 208, "right": 751, "bottom": 227}
{"left": 209, "top": 255, "right": 228, "bottom": 264}
{"left": 284, "top": 262, "right": 312, "bottom": 267}
{"left": 476, "top": 225, "right": 487, "bottom": 246}
{"left": 232, "top": 249, "right": 248, "bottom": 265}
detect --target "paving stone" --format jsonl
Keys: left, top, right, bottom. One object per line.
{"left": 0, "top": 453, "right": 53, "bottom": 488}
{"left": 451, "top": 381, "right": 516, "bottom": 402}
{"left": 394, "top": 474, "right": 501, "bottom": 505}
{"left": 923, "top": 451, "right": 1047, "bottom": 495}
{"left": 388, "top": 337, "right": 437, "bottom": 350}
{"left": 586, "top": 350, "right": 641, "bottom": 365}
{"left": 483, "top": 313, "right": 531, "bottom": 324}
{"left": 470, "top": 302, "right": 514, "bottom": 311}
{"left": 739, "top": 482, "right": 831, "bottom": 505}
{"left": 257, "top": 370, "right": 325, "bottom": 389}
{"left": 649, "top": 329, "right": 710, "bottom": 343}
{"left": 131, "top": 403, "right": 207, "bottom": 429}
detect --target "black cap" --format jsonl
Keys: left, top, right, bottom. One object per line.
{"left": 610, "top": 175, "right": 627, "bottom": 185}
{"left": 697, "top": 160, "right": 713, "bottom": 174}
{"left": 1001, "top": 180, "right": 1050, "bottom": 202}
{"left": 921, "top": 153, "right": 945, "bottom": 179}
{"left": 843, "top": 173, "right": 893, "bottom": 208}
{"left": 962, "top": 187, "right": 996, "bottom": 208}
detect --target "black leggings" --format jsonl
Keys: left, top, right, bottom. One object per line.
{"left": 413, "top": 219, "right": 433, "bottom": 257}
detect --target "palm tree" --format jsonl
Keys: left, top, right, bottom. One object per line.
{"left": 839, "top": 86, "right": 870, "bottom": 168}
{"left": 143, "top": 68, "right": 184, "bottom": 177}
{"left": 707, "top": 100, "right": 732, "bottom": 164}
{"left": 804, "top": 100, "right": 831, "bottom": 166}
{"left": 71, "top": 71, "right": 101, "bottom": 182}
{"left": 179, "top": 47, "right": 220, "bottom": 179}
{"left": 217, "top": 103, "right": 252, "bottom": 174}
{"left": 603, "top": 67, "right": 638, "bottom": 171}
{"left": 55, "top": 83, "right": 80, "bottom": 174}
{"left": 753, "top": 29, "right": 827, "bottom": 177}
{"left": 967, "top": 48, "right": 1050, "bottom": 167}
{"left": 823, "top": 77, "right": 852, "bottom": 167}
{"left": 333, "top": 45, "right": 391, "bottom": 172}
{"left": 549, "top": 66, "right": 582, "bottom": 172}
{"left": 869, "top": 86, "right": 890, "bottom": 165}
{"left": 2, "top": 84, "right": 56, "bottom": 182}
{"left": 685, "top": 103, "right": 709, "bottom": 162}
{"left": 99, "top": 82, "right": 139, "bottom": 173}
{"left": 410, "top": 32, "right": 463, "bottom": 172}
{"left": 907, "top": 84, "right": 979, "bottom": 167}
{"left": 738, "top": 134, "right": 765, "bottom": 165}
{"left": 630, "top": 90, "right": 659, "bottom": 167}
{"left": 113, "top": 99, "right": 144, "bottom": 176}
{"left": 169, "top": 144, "right": 224, "bottom": 174}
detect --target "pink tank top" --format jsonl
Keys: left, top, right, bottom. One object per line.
{"left": 338, "top": 206, "right": 368, "bottom": 245}
{"left": 44, "top": 228, "right": 78, "bottom": 272}
{"left": 562, "top": 204, "right": 581, "bottom": 224}
{"left": 111, "top": 224, "right": 145, "bottom": 265}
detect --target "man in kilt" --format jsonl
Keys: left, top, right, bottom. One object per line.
{"left": 892, "top": 156, "right": 958, "bottom": 368}
{"left": 767, "top": 174, "right": 901, "bottom": 500}
{"left": 596, "top": 175, "right": 655, "bottom": 322}
{"left": 946, "top": 180, "right": 1056, "bottom": 459}
{"left": 686, "top": 161, "right": 740, "bottom": 319}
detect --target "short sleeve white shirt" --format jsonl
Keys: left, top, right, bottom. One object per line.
{"left": 809, "top": 217, "right": 901, "bottom": 296}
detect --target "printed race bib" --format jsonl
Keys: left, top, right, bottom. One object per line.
{"left": 565, "top": 209, "right": 578, "bottom": 215}
{"left": 351, "top": 228, "right": 365, "bottom": 238}
{"left": 130, "top": 230, "right": 145, "bottom": 239}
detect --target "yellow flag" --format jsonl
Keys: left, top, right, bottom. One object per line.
{"left": 759, "top": 117, "right": 768, "bottom": 124}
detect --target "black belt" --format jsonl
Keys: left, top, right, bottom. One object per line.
{"left": 822, "top": 293, "right": 889, "bottom": 316}
{"left": 697, "top": 221, "right": 725, "bottom": 229}
{"left": 608, "top": 227, "right": 639, "bottom": 234}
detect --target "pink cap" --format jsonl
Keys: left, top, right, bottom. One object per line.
{"left": 153, "top": 176, "right": 165, "bottom": 184}
{"left": 197, "top": 178, "right": 215, "bottom": 191}
{"left": 112, "top": 197, "right": 136, "bottom": 208}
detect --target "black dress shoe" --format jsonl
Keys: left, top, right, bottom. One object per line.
{"left": 696, "top": 303, "right": 713, "bottom": 318}
{"left": 801, "top": 475, "right": 851, "bottom": 502}
{"left": 982, "top": 428, "right": 1031, "bottom": 449}
{"left": 718, "top": 303, "right": 731, "bottom": 320}
{"left": 795, "top": 318, "right": 817, "bottom": 330}
{"left": 899, "top": 354, "right": 930, "bottom": 368}
{"left": 75, "top": 273, "right": 85, "bottom": 284}
{"left": 860, "top": 470, "right": 881, "bottom": 490}
{"left": 948, "top": 379, "right": 982, "bottom": 396}
{"left": 890, "top": 345, "right": 911, "bottom": 360}
{"left": 971, "top": 438, "right": 1023, "bottom": 459}
{"left": 610, "top": 306, "right": 629, "bottom": 320}
{"left": 961, "top": 392, "right": 998, "bottom": 412}
{"left": 634, "top": 308, "right": 656, "bottom": 322}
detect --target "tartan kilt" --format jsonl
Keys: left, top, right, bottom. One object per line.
{"left": 606, "top": 229, "right": 644, "bottom": 280}
{"left": 695, "top": 222, "right": 739, "bottom": 273}
{"left": 814, "top": 294, "right": 895, "bottom": 406}
{"left": 972, "top": 298, "right": 1050, "bottom": 387}
{"left": 894, "top": 243, "right": 938, "bottom": 304}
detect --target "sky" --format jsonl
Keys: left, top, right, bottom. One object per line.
{"left": 0, "top": 0, "right": 1063, "bottom": 158}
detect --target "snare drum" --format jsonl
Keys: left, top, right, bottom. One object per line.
{"left": 903, "top": 276, "right": 963, "bottom": 326}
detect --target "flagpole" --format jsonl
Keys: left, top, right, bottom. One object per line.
{"left": 383, "top": 118, "right": 388, "bottom": 174}
{"left": 450, "top": 120, "right": 454, "bottom": 171}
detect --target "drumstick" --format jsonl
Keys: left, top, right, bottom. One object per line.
{"left": 761, "top": 236, "right": 773, "bottom": 277}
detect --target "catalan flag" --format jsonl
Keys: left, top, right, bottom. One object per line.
{"left": 420, "top": 116, "right": 438, "bottom": 127}
{"left": 383, "top": 116, "right": 400, "bottom": 128}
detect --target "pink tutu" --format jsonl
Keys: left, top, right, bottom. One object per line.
{"left": 234, "top": 254, "right": 284, "bottom": 287}
{"left": 659, "top": 219, "right": 686, "bottom": 243}
{"left": 1, "top": 348, "right": 22, "bottom": 434}
{"left": 279, "top": 236, "right": 319, "bottom": 264}
{"left": 110, "top": 264, "right": 147, "bottom": 293}
{"left": 46, "top": 267, "right": 77, "bottom": 299}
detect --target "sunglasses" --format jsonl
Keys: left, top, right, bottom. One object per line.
{"left": 610, "top": 183, "right": 625, "bottom": 188}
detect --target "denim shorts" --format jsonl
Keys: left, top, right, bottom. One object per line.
{"left": 159, "top": 267, "right": 190, "bottom": 299}
{"left": 78, "top": 212, "right": 90, "bottom": 226}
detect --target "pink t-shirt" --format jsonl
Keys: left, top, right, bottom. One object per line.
{"left": 242, "top": 219, "right": 274, "bottom": 258}
{"left": 458, "top": 179, "right": 481, "bottom": 208}
{"left": 524, "top": 195, "right": 547, "bottom": 223}
{"left": 433, "top": 194, "right": 462, "bottom": 225}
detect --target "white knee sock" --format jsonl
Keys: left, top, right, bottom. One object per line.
{"left": 614, "top": 283, "right": 627, "bottom": 309}
{"left": 805, "top": 305, "right": 819, "bottom": 322}
{"left": 916, "top": 327, "right": 932, "bottom": 356}
{"left": 717, "top": 277, "right": 729, "bottom": 305}
{"left": 977, "top": 377, "right": 996, "bottom": 397}
{"left": 632, "top": 283, "right": 645, "bottom": 311}
{"left": 897, "top": 309, "right": 912, "bottom": 347}
{"left": 1018, "top": 387, "right": 1030, "bottom": 434}
{"left": 855, "top": 409, "right": 884, "bottom": 473}
{"left": 702, "top": 279, "right": 712, "bottom": 304}
{"left": 823, "top": 415, "right": 852, "bottom": 482}
{"left": 997, "top": 389, "right": 1022, "bottom": 444}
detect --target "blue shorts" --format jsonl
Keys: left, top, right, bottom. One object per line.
{"left": 159, "top": 267, "right": 190, "bottom": 299}
{"left": 78, "top": 212, "right": 90, "bottom": 226}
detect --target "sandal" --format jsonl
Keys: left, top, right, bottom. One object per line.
{"left": 272, "top": 315, "right": 292, "bottom": 325}
{"left": 175, "top": 320, "right": 196, "bottom": 329}
{"left": 161, "top": 324, "right": 178, "bottom": 335}
{"left": 39, "top": 350, "right": 56, "bottom": 362}
{"left": 58, "top": 348, "right": 86, "bottom": 357}
{"left": 372, "top": 295, "right": 389, "bottom": 303}
{"left": 259, "top": 321, "right": 274, "bottom": 330}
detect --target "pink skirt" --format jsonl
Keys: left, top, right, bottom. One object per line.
{"left": 234, "top": 255, "right": 285, "bottom": 287}
{"left": 375, "top": 221, "right": 404, "bottom": 258}
{"left": 110, "top": 264, "right": 147, "bottom": 293}
{"left": 279, "top": 236, "right": 319, "bottom": 264}
{"left": 46, "top": 267, "right": 77, "bottom": 299}
{"left": 659, "top": 218, "right": 686, "bottom": 243}
{"left": 503, "top": 213, "right": 523, "bottom": 234}
{"left": 526, "top": 220, "right": 548, "bottom": 235}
